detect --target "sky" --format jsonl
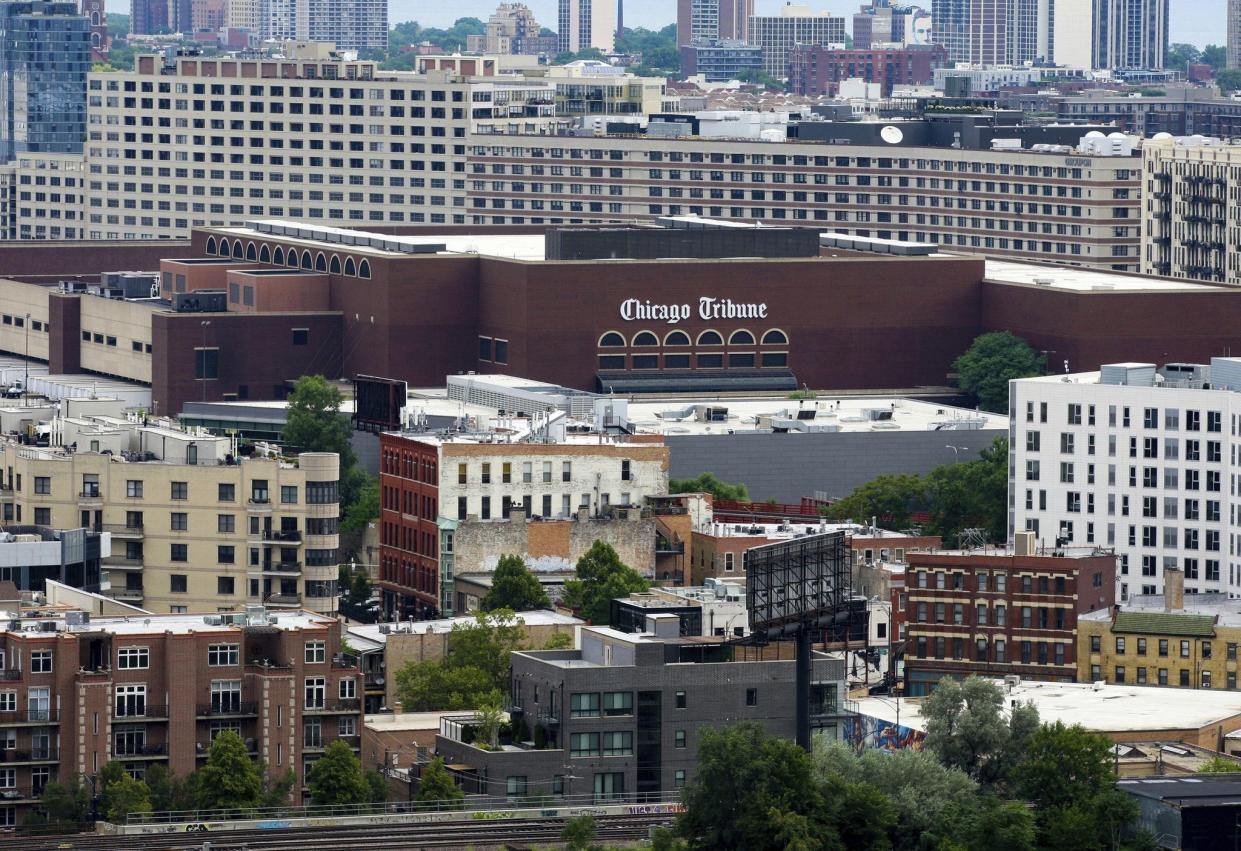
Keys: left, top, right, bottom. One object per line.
{"left": 395, "top": 0, "right": 1226, "bottom": 47}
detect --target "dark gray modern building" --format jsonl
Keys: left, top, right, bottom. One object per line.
{"left": 429, "top": 617, "right": 847, "bottom": 800}
{"left": 0, "top": 0, "right": 89, "bottom": 162}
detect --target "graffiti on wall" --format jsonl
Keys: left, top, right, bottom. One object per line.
{"left": 843, "top": 713, "right": 925, "bottom": 754}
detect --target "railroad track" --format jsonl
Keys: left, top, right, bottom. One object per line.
{"left": 2, "top": 814, "right": 672, "bottom": 851}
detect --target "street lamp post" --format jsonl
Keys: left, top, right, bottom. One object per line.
{"left": 945, "top": 444, "right": 968, "bottom": 464}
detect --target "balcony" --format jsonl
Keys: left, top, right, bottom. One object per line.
{"left": 0, "top": 709, "right": 59, "bottom": 724}
{"left": 106, "top": 557, "right": 145, "bottom": 569}
{"left": 196, "top": 701, "right": 258, "bottom": 718}
{"left": 111, "top": 588, "right": 145, "bottom": 602}
{"left": 304, "top": 699, "right": 360, "bottom": 715}
{"left": 103, "top": 523, "right": 145, "bottom": 539}
{"left": 264, "top": 593, "right": 302, "bottom": 607}
{"left": 0, "top": 669, "right": 20, "bottom": 681}
{"left": 78, "top": 488, "right": 103, "bottom": 505}
{"left": 116, "top": 706, "right": 169, "bottom": 722}
{"left": 114, "top": 743, "right": 168, "bottom": 760}
{"left": 0, "top": 748, "right": 58, "bottom": 764}
{"left": 247, "top": 497, "right": 272, "bottom": 511}
{"left": 263, "top": 529, "right": 303, "bottom": 544}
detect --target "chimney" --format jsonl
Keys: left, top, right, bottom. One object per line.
{"left": 1013, "top": 530, "right": 1035, "bottom": 557}
{"left": 1164, "top": 566, "right": 1184, "bottom": 612}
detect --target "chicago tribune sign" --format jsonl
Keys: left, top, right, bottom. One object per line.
{"left": 620, "top": 297, "right": 768, "bottom": 324}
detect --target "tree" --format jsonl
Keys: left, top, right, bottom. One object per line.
{"left": 196, "top": 731, "right": 265, "bottom": 812}
{"left": 29, "top": 774, "right": 91, "bottom": 830}
{"left": 282, "top": 374, "right": 365, "bottom": 510}
{"left": 1165, "top": 42, "right": 1201, "bottom": 68}
{"left": 562, "top": 813, "right": 599, "bottom": 851}
{"left": 145, "top": 764, "right": 196, "bottom": 813}
{"left": 307, "top": 740, "right": 370, "bottom": 805}
{"left": 1218, "top": 68, "right": 1241, "bottom": 93}
{"left": 447, "top": 609, "right": 527, "bottom": 687}
{"left": 481, "top": 554, "right": 550, "bottom": 612}
{"left": 365, "top": 770, "right": 389, "bottom": 804}
{"left": 1197, "top": 756, "right": 1241, "bottom": 773}
{"left": 952, "top": 331, "right": 1046, "bottom": 413}
{"left": 261, "top": 769, "right": 297, "bottom": 807}
{"left": 341, "top": 474, "right": 379, "bottom": 536}
{"left": 825, "top": 473, "right": 925, "bottom": 528}
{"left": 924, "top": 437, "right": 1009, "bottom": 545}
{"left": 735, "top": 68, "right": 785, "bottom": 89}
{"left": 393, "top": 659, "right": 500, "bottom": 711}
{"left": 951, "top": 795, "right": 1036, "bottom": 851}
{"left": 921, "top": 676, "right": 1038, "bottom": 788}
{"left": 669, "top": 472, "right": 749, "bottom": 501}
{"left": 562, "top": 540, "right": 650, "bottom": 625}
{"left": 814, "top": 740, "right": 976, "bottom": 849}
{"left": 542, "top": 629, "right": 574, "bottom": 650}
{"left": 473, "top": 701, "right": 505, "bottom": 750}
{"left": 413, "top": 757, "right": 465, "bottom": 809}
{"left": 97, "top": 761, "right": 127, "bottom": 820}
{"left": 676, "top": 722, "right": 840, "bottom": 851}
{"left": 1202, "top": 44, "right": 1227, "bottom": 70}
{"left": 104, "top": 772, "right": 152, "bottom": 822}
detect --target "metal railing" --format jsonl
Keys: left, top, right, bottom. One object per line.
{"left": 0, "top": 709, "right": 58, "bottom": 722}
{"left": 304, "top": 699, "right": 360, "bottom": 714}
{"left": 263, "top": 529, "right": 303, "bottom": 542}
{"left": 196, "top": 702, "right": 258, "bottom": 717}
{"left": 126, "top": 790, "right": 686, "bottom": 825}
{"left": 0, "top": 748, "right": 58, "bottom": 762}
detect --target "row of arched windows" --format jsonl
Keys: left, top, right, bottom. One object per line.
{"left": 599, "top": 329, "right": 788, "bottom": 348}
{"left": 205, "top": 236, "right": 372, "bottom": 279}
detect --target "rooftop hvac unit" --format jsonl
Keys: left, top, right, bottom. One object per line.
{"left": 39, "top": 621, "right": 58, "bottom": 632}
{"left": 202, "top": 615, "right": 224, "bottom": 626}
{"left": 64, "top": 610, "right": 89, "bottom": 627}
{"left": 378, "top": 624, "right": 391, "bottom": 634}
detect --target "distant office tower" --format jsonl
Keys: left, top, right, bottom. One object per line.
{"left": 80, "top": 0, "right": 107, "bottom": 58}
{"left": 931, "top": 0, "right": 1008, "bottom": 64}
{"left": 190, "top": 0, "right": 225, "bottom": 31}
{"left": 0, "top": 1, "right": 89, "bottom": 162}
{"left": 1232, "top": 0, "right": 1241, "bottom": 69}
{"left": 1093, "top": 0, "right": 1166, "bottom": 70}
{"left": 258, "top": 0, "right": 386, "bottom": 50}
{"left": 130, "top": 0, "right": 168, "bottom": 32}
{"left": 749, "top": 4, "right": 847, "bottom": 78}
{"left": 225, "top": 0, "right": 260, "bottom": 32}
{"left": 677, "top": 0, "right": 753, "bottom": 47}
{"left": 558, "top": 0, "right": 616, "bottom": 53}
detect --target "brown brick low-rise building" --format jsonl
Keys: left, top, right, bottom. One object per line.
{"left": 903, "top": 534, "right": 1117, "bottom": 695}
{"left": 788, "top": 44, "right": 947, "bottom": 97}
{"left": 0, "top": 607, "right": 360, "bottom": 826}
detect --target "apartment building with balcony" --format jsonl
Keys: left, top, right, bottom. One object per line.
{"left": 902, "top": 536, "right": 1116, "bottom": 695}
{"left": 1009, "top": 360, "right": 1241, "bottom": 599}
{"left": 465, "top": 134, "right": 1143, "bottom": 272}
{"left": 0, "top": 606, "right": 360, "bottom": 827}
{"left": 378, "top": 413, "right": 668, "bottom": 620}
{"left": 430, "top": 618, "right": 846, "bottom": 800}
{"left": 0, "top": 417, "right": 339, "bottom": 615}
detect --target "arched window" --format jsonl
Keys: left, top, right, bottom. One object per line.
{"left": 205, "top": 236, "right": 217, "bottom": 256}
{"left": 343, "top": 257, "right": 356, "bottom": 276}
{"left": 272, "top": 246, "right": 285, "bottom": 265}
{"left": 91, "top": 10, "right": 99, "bottom": 25}
{"left": 91, "top": 31, "right": 100, "bottom": 46}
{"left": 598, "top": 331, "right": 625, "bottom": 347}
{"left": 300, "top": 250, "right": 312, "bottom": 270}
{"left": 258, "top": 244, "right": 271, "bottom": 263}
{"left": 697, "top": 330, "right": 723, "bottom": 346}
{"left": 245, "top": 242, "right": 257, "bottom": 261}
{"left": 329, "top": 254, "right": 341, "bottom": 274}
{"left": 728, "top": 329, "right": 755, "bottom": 346}
{"left": 664, "top": 330, "right": 691, "bottom": 346}
{"left": 762, "top": 329, "right": 789, "bottom": 345}
{"left": 315, "top": 252, "right": 327, "bottom": 272}
{"left": 632, "top": 331, "right": 659, "bottom": 346}
{"left": 232, "top": 240, "right": 243, "bottom": 259}
{"left": 358, "top": 259, "right": 371, "bottom": 279}
{"left": 217, "top": 238, "right": 230, "bottom": 258}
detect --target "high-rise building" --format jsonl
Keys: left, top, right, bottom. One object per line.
{"left": 1231, "top": 0, "right": 1241, "bottom": 69}
{"left": 677, "top": 0, "right": 753, "bottom": 47}
{"left": 748, "top": 4, "right": 847, "bottom": 78}
{"left": 931, "top": 0, "right": 1008, "bottom": 64}
{"left": 81, "top": 0, "right": 108, "bottom": 59}
{"left": 190, "top": 0, "right": 225, "bottom": 32}
{"left": 1009, "top": 360, "right": 1241, "bottom": 600}
{"left": 0, "top": 1, "right": 89, "bottom": 163}
{"left": 474, "top": 2, "right": 556, "bottom": 55}
{"left": 258, "top": 0, "right": 385, "bottom": 51}
{"left": 1092, "top": 0, "right": 1166, "bottom": 70}
{"left": 130, "top": 0, "right": 167, "bottom": 32}
{"left": 557, "top": 0, "right": 616, "bottom": 54}
{"left": 1141, "top": 136, "right": 1236, "bottom": 283}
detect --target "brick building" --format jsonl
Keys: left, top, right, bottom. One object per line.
{"left": 787, "top": 44, "right": 946, "bottom": 96}
{"left": 378, "top": 416, "right": 669, "bottom": 619}
{"left": 0, "top": 607, "right": 359, "bottom": 826}
{"left": 903, "top": 534, "right": 1117, "bottom": 695}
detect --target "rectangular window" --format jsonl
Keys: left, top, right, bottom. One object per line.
{"left": 171, "top": 545, "right": 187, "bottom": 563}
{"left": 218, "top": 483, "right": 235, "bottom": 501}
{"left": 570, "top": 732, "right": 600, "bottom": 756}
{"left": 570, "top": 692, "right": 600, "bottom": 718}
{"left": 117, "top": 647, "right": 149, "bottom": 669}
{"left": 602, "top": 691, "right": 632, "bottom": 716}
{"left": 115, "top": 684, "right": 147, "bottom": 717}
{"left": 171, "top": 481, "right": 188, "bottom": 500}
{"left": 208, "top": 644, "right": 239, "bottom": 666}
{"left": 30, "top": 650, "right": 52, "bottom": 673}
{"left": 304, "top": 677, "right": 325, "bottom": 708}
{"left": 602, "top": 731, "right": 633, "bottom": 756}
{"left": 305, "top": 641, "right": 326, "bottom": 663}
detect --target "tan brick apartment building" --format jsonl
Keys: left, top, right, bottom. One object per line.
{"left": 0, "top": 607, "right": 360, "bottom": 827}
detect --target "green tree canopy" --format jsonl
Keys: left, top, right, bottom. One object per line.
{"left": 922, "top": 676, "right": 1039, "bottom": 789}
{"left": 145, "top": 764, "right": 197, "bottom": 813}
{"left": 952, "top": 331, "right": 1046, "bottom": 413}
{"left": 394, "top": 659, "right": 500, "bottom": 712}
{"left": 482, "top": 555, "right": 550, "bottom": 612}
{"left": 307, "top": 740, "right": 370, "bottom": 805}
{"left": 1202, "top": 44, "right": 1227, "bottom": 70}
{"left": 561, "top": 813, "right": 599, "bottom": 851}
{"left": 924, "top": 437, "right": 1009, "bottom": 545}
{"left": 1197, "top": 756, "right": 1241, "bottom": 773}
{"left": 1218, "top": 68, "right": 1241, "bottom": 93}
{"left": 414, "top": 757, "right": 465, "bottom": 809}
{"left": 669, "top": 472, "right": 749, "bottom": 501}
{"left": 825, "top": 473, "right": 925, "bottom": 528}
{"left": 365, "top": 769, "right": 390, "bottom": 804}
{"left": 196, "top": 731, "right": 265, "bottom": 812}
{"left": 104, "top": 772, "right": 152, "bottom": 822}
{"left": 562, "top": 540, "right": 650, "bottom": 624}
{"left": 282, "top": 375, "right": 356, "bottom": 465}
{"left": 1165, "top": 42, "right": 1201, "bottom": 67}
{"left": 28, "top": 774, "right": 91, "bottom": 830}
{"left": 341, "top": 474, "right": 379, "bottom": 536}
{"left": 447, "top": 608, "right": 527, "bottom": 686}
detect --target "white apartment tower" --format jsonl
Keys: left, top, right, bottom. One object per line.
{"left": 1092, "top": 0, "right": 1166, "bottom": 70}
{"left": 747, "top": 4, "right": 847, "bottom": 78}
{"left": 557, "top": 0, "right": 616, "bottom": 54}
{"left": 1009, "top": 360, "right": 1241, "bottom": 602}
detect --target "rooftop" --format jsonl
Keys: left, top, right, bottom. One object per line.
{"left": 983, "top": 259, "right": 1229, "bottom": 292}
{"left": 856, "top": 679, "right": 1241, "bottom": 734}
{"left": 0, "top": 608, "right": 335, "bottom": 637}
{"left": 345, "top": 610, "right": 581, "bottom": 647}
{"left": 1081, "top": 593, "right": 1241, "bottom": 630}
